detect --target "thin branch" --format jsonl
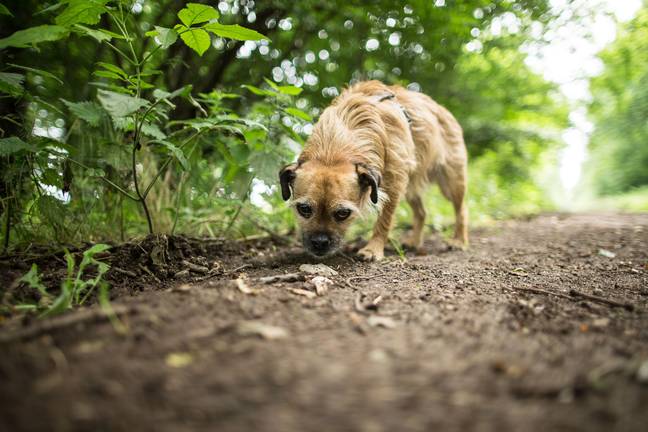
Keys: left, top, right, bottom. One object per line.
{"left": 66, "top": 158, "right": 138, "bottom": 201}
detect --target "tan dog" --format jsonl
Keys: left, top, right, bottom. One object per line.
{"left": 279, "top": 80, "right": 468, "bottom": 260}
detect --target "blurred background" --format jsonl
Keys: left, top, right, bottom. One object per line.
{"left": 0, "top": 0, "right": 647, "bottom": 250}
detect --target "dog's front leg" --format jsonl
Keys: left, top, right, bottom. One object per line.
{"left": 358, "top": 191, "right": 401, "bottom": 261}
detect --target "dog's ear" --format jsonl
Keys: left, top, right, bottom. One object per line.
{"left": 279, "top": 163, "right": 298, "bottom": 201}
{"left": 357, "top": 164, "right": 381, "bottom": 204}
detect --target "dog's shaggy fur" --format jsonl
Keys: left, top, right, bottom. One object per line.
{"left": 280, "top": 80, "right": 468, "bottom": 260}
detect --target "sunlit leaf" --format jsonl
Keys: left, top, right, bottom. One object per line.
{"left": 204, "top": 23, "right": 268, "bottom": 41}
{"left": 242, "top": 84, "right": 275, "bottom": 97}
{"left": 277, "top": 85, "right": 302, "bottom": 96}
{"left": 146, "top": 26, "right": 178, "bottom": 49}
{"left": 55, "top": 0, "right": 109, "bottom": 27}
{"left": 74, "top": 24, "right": 115, "bottom": 42}
{"left": 97, "top": 89, "right": 148, "bottom": 118}
{"left": 175, "top": 25, "right": 210, "bottom": 56}
{"left": 177, "top": 3, "right": 219, "bottom": 27}
{"left": 285, "top": 107, "right": 312, "bottom": 121}
{"left": 0, "top": 25, "right": 69, "bottom": 49}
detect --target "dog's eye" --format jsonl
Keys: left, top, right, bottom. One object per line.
{"left": 296, "top": 203, "right": 313, "bottom": 218}
{"left": 334, "top": 208, "right": 352, "bottom": 222}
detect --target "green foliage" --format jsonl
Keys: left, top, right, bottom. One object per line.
{"left": 0, "top": 24, "right": 68, "bottom": 48}
{"left": 0, "top": 0, "right": 570, "bottom": 251}
{"left": 18, "top": 244, "right": 111, "bottom": 317}
{"left": 585, "top": 7, "right": 648, "bottom": 196}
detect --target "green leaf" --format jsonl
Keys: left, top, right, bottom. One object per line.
{"left": 93, "top": 70, "right": 124, "bottom": 81}
{"left": 0, "top": 4, "right": 13, "bottom": 17}
{"left": 146, "top": 26, "right": 177, "bottom": 49}
{"left": 277, "top": 85, "right": 302, "bottom": 96}
{"left": 20, "top": 264, "right": 49, "bottom": 298}
{"left": 158, "top": 141, "right": 190, "bottom": 171}
{"left": 96, "top": 62, "right": 127, "bottom": 78}
{"left": 37, "top": 195, "right": 65, "bottom": 227}
{"left": 204, "top": 23, "right": 268, "bottom": 41}
{"left": 41, "top": 168, "right": 61, "bottom": 187}
{"left": 0, "top": 25, "right": 69, "bottom": 49}
{"left": 0, "top": 136, "right": 37, "bottom": 155}
{"left": 176, "top": 25, "right": 210, "bottom": 56}
{"left": 153, "top": 84, "right": 193, "bottom": 102}
{"left": 74, "top": 24, "right": 123, "bottom": 42}
{"left": 177, "top": 3, "right": 219, "bottom": 27}
{"left": 141, "top": 123, "right": 167, "bottom": 140}
{"left": 61, "top": 99, "right": 104, "bottom": 126}
{"left": 242, "top": 84, "right": 275, "bottom": 97}
{"left": 0, "top": 72, "right": 24, "bottom": 96}
{"left": 55, "top": 0, "right": 109, "bottom": 27}
{"left": 6, "top": 63, "right": 63, "bottom": 84}
{"left": 285, "top": 107, "right": 312, "bottom": 121}
{"left": 97, "top": 89, "right": 148, "bottom": 118}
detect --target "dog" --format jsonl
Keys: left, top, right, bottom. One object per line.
{"left": 279, "top": 80, "right": 468, "bottom": 261}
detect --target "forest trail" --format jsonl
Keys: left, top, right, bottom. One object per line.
{"left": 1, "top": 213, "right": 647, "bottom": 431}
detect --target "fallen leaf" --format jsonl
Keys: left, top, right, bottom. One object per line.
{"left": 598, "top": 249, "right": 616, "bottom": 258}
{"left": 166, "top": 352, "right": 193, "bottom": 368}
{"left": 310, "top": 276, "right": 333, "bottom": 295}
{"left": 299, "top": 263, "right": 338, "bottom": 277}
{"left": 290, "top": 288, "right": 317, "bottom": 299}
{"left": 367, "top": 315, "right": 397, "bottom": 329}
{"left": 237, "top": 321, "right": 288, "bottom": 339}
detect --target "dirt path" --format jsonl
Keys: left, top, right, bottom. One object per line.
{"left": 1, "top": 213, "right": 647, "bottom": 432}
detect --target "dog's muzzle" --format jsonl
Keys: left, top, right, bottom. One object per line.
{"left": 304, "top": 232, "right": 337, "bottom": 257}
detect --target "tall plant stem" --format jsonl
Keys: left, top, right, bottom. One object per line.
{"left": 131, "top": 146, "right": 153, "bottom": 234}
{"left": 2, "top": 199, "right": 11, "bottom": 254}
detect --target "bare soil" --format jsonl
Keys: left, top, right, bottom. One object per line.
{"left": 1, "top": 213, "right": 647, "bottom": 432}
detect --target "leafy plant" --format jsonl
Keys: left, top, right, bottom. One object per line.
{"left": 18, "top": 243, "right": 111, "bottom": 317}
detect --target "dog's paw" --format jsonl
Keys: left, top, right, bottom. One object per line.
{"left": 444, "top": 238, "right": 468, "bottom": 251}
{"left": 357, "top": 245, "right": 384, "bottom": 261}
{"left": 401, "top": 231, "right": 423, "bottom": 251}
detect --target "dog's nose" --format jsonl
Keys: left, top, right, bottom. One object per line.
{"left": 310, "top": 233, "right": 331, "bottom": 254}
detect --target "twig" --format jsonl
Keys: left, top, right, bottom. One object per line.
{"left": 258, "top": 273, "right": 305, "bottom": 284}
{"left": 181, "top": 260, "right": 209, "bottom": 274}
{"left": 569, "top": 289, "right": 634, "bottom": 311}
{"left": 510, "top": 286, "right": 573, "bottom": 300}
{"left": 111, "top": 267, "right": 138, "bottom": 278}
{"left": 345, "top": 270, "right": 390, "bottom": 288}
{"left": 510, "top": 286, "right": 635, "bottom": 311}
{"left": 138, "top": 263, "right": 161, "bottom": 283}
{"left": 223, "top": 263, "right": 253, "bottom": 275}
{"left": 0, "top": 304, "right": 142, "bottom": 344}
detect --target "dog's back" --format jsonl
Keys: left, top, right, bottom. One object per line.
{"left": 309, "top": 80, "right": 467, "bottom": 196}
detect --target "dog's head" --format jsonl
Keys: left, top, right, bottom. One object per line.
{"left": 279, "top": 160, "right": 381, "bottom": 257}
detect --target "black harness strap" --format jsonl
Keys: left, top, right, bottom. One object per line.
{"left": 378, "top": 93, "right": 413, "bottom": 125}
